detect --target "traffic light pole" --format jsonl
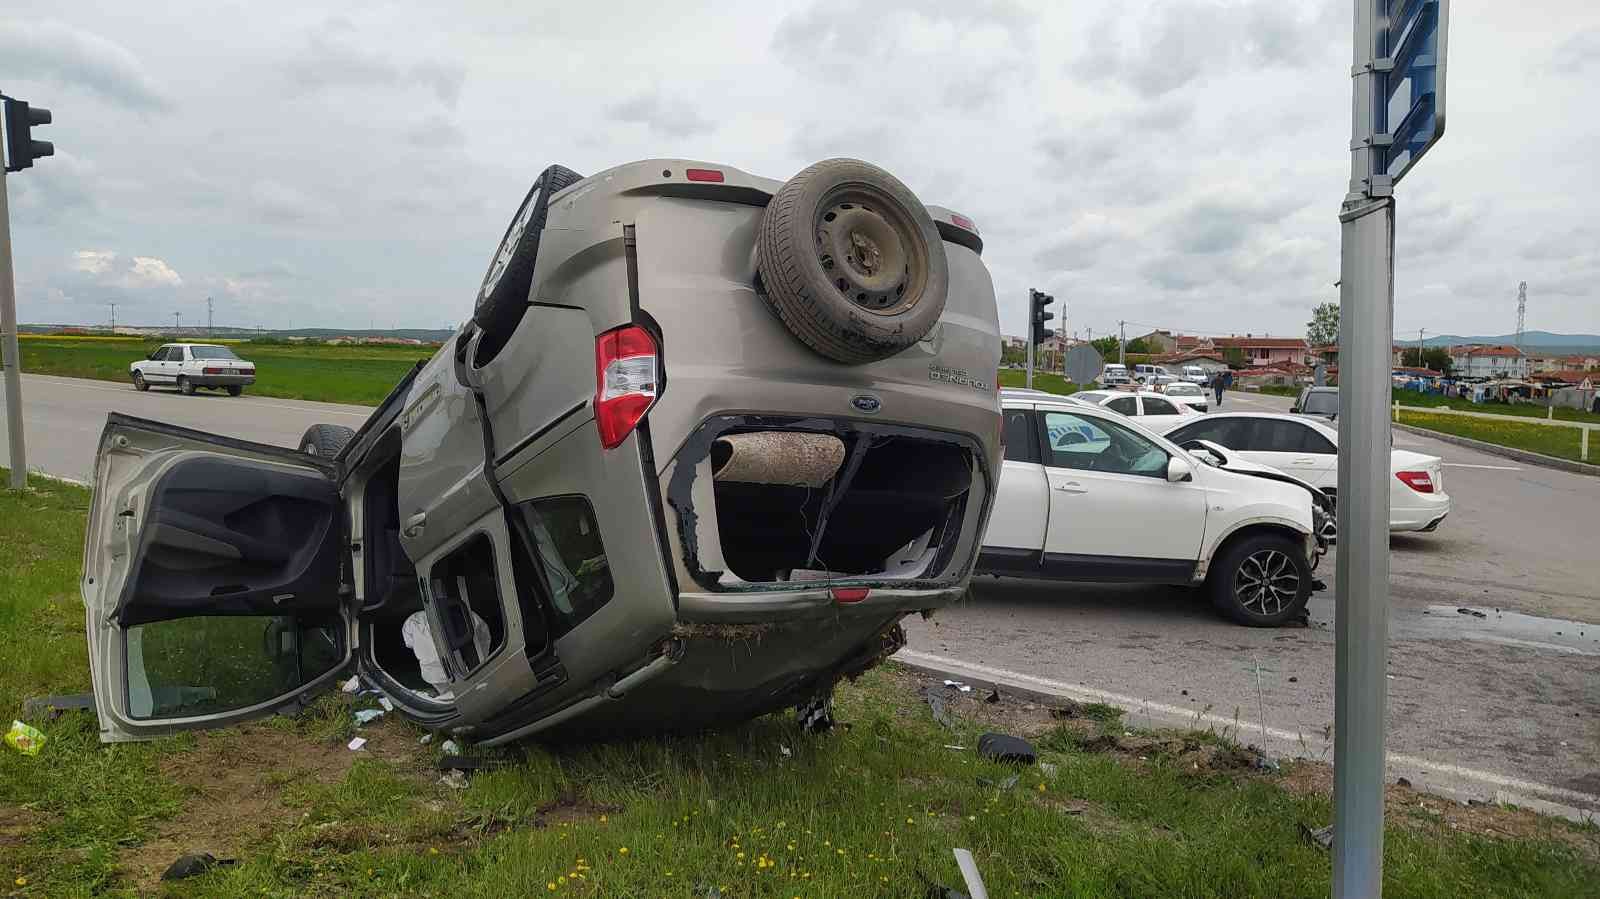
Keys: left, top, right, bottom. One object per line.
{"left": 1025, "top": 304, "right": 1035, "bottom": 391}
{"left": 1, "top": 169, "right": 27, "bottom": 489}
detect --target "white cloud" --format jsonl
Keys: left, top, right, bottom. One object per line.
{"left": 73, "top": 250, "right": 116, "bottom": 275}
{"left": 71, "top": 251, "right": 181, "bottom": 288}
{"left": 0, "top": 19, "right": 169, "bottom": 109}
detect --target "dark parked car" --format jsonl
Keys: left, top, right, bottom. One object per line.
{"left": 1290, "top": 386, "right": 1340, "bottom": 420}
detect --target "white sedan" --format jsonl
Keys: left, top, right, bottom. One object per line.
{"left": 1071, "top": 389, "right": 1199, "bottom": 428}
{"left": 1159, "top": 412, "right": 1451, "bottom": 533}
{"left": 1160, "top": 381, "right": 1211, "bottom": 413}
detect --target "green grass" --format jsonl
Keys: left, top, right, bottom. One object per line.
{"left": 1254, "top": 385, "right": 1302, "bottom": 397}
{"left": 4, "top": 471, "right": 1597, "bottom": 896}
{"left": 19, "top": 336, "right": 430, "bottom": 405}
{"left": 1394, "top": 389, "right": 1600, "bottom": 425}
{"left": 1395, "top": 411, "right": 1592, "bottom": 464}
{"left": 998, "top": 369, "right": 1080, "bottom": 395}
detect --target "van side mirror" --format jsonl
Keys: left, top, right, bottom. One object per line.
{"left": 1166, "top": 457, "right": 1194, "bottom": 483}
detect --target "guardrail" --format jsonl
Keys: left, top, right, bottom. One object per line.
{"left": 1393, "top": 402, "right": 1594, "bottom": 461}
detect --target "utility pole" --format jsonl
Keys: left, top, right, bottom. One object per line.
{"left": 1118, "top": 320, "right": 1126, "bottom": 366}
{"left": 109, "top": 302, "right": 116, "bottom": 334}
{"left": 173, "top": 311, "right": 181, "bottom": 334}
{"left": 206, "top": 296, "right": 213, "bottom": 338}
{"left": 1418, "top": 327, "right": 1426, "bottom": 369}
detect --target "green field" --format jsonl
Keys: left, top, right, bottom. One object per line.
{"left": 19, "top": 336, "right": 431, "bottom": 406}
{"left": 1396, "top": 411, "right": 1592, "bottom": 465}
{"left": 3, "top": 472, "right": 1596, "bottom": 895}
{"left": 1394, "top": 389, "right": 1600, "bottom": 425}
{"left": 997, "top": 369, "right": 1079, "bottom": 395}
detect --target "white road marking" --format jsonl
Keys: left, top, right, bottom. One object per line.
{"left": 1443, "top": 462, "right": 1522, "bottom": 471}
{"left": 896, "top": 648, "right": 1600, "bottom": 810}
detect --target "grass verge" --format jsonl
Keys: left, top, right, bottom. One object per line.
{"left": 3, "top": 471, "right": 1596, "bottom": 896}
{"left": 997, "top": 370, "right": 1079, "bottom": 395}
{"left": 19, "top": 336, "right": 426, "bottom": 405}
{"left": 1396, "top": 411, "right": 1591, "bottom": 464}
{"left": 1394, "top": 389, "right": 1600, "bottom": 425}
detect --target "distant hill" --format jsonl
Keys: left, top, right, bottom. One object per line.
{"left": 1397, "top": 331, "right": 1600, "bottom": 354}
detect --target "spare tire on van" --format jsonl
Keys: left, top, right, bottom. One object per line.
{"left": 756, "top": 158, "right": 948, "bottom": 365}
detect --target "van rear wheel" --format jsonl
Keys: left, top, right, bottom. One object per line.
{"left": 757, "top": 158, "right": 948, "bottom": 365}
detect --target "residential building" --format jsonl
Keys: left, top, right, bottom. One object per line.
{"left": 1448, "top": 345, "right": 1528, "bottom": 379}
{"left": 1210, "top": 335, "right": 1311, "bottom": 367}
{"left": 1136, "top": 329, "right": 1178, "bottom": 353}
{"left": 1150, "top": 350, "right": 1228, "bottom": 376}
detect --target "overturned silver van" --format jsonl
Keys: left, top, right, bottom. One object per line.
{"left": 81, "top": 158, "right": 1001, "bottom": 744}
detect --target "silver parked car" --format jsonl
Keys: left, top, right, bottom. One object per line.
{"left": 81, "top": 158, "right": 1002, "bottom": 744}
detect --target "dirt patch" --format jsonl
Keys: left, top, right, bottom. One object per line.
{"left": 0, "top": 805, "right": 34, "bottom": 848}
{"left": 882, "top": 665, "right": 1070, "bottom": 739}
{"left": 117, "top": 716, "right": 435, "bottom": 890}
{"left": 1065, "top": 730, "right": 1261, "bottom": 773}
{"left": 534, "top": 793, "right": 623, "bottom": 828}
{"left": 1279, "top": 760, "right": 1600, "bottom": 863}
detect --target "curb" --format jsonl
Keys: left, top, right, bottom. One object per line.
{"left": 1392, "top": 422, "right": 1599, "bottom": 477}
{"left": 890, "top": 650, "right": 1600, "bottom": 823}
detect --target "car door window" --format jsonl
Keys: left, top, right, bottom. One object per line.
{"left": 169, "top": 347, "right": 186, "bottom": 363}
{"left": 515, "top": 496, "right": 614, "bottom": 634}
{"left": 1301, "top": 426, "right": 1336, "bottom": 454}
{"left": 427, "top": 534, "right": 507, "bottom": 675}
{"left": 1169, "top": 417, "right": 1252, "bottom": 448}
{"left": 1106, "top": 396, "right": 1138, "bottom": 416}
{"left": 1041, "top": 411, "right": 1169, "bottom": 478}
{"left": 1141, "top": 397, "right": 1180, "bottom": 416}
{"left": 1255, "top": 419, "right": 1315, "bottom": 452}
{"left": 149, "top": 347, "right": 169, "bottom": 362}
{"left": 127, "top": 614, "right": 342, "bottom": 718}
{"left": 1002, "top": 410, "right": 1040, "bottom": 463}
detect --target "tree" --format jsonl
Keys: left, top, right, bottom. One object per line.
{"left": 1400, "top": 346, "right": 1451, "bottom": 373}
{"left": 1306, "top": 301, "right": 1339, "bottom": 347}
{"left": 1223, "top": 347, "right": 1247, "bottom": 369}
{"left": 1125, "top": 337, "right": 1151, "bottom": 355}
{"left": 1090, "top": 336, "right": 1120, "bottom": 360}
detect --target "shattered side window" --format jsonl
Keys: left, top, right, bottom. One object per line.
{"left": 517, "top": 496, "right": 614, "bottom": 631}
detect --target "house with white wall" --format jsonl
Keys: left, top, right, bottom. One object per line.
{"left": 1449, "top": 345, "right": 1528, "bottom": 379}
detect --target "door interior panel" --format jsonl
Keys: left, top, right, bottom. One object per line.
{"left": 116, "top": 456, "right": 342, "bottom": 627}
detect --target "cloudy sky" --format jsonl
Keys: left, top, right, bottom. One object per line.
{"left": 3, "top": 0, "right": 1597, "bottom": 341}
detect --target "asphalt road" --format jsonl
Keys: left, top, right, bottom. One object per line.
{"left": 0, "top": 373, "right": 371, "bottom": 482}
{"left": 906, "top": 389, "right": 1600, "bottom": 813}
{"left": 6, "top": 376, "right": 1597, "bottom": 811}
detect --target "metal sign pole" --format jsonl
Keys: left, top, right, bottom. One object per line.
{"left": 1025, "top": 326, "right": 1035, "bottom": 392}
{"left": 0, "top": 169, "right": 27, "bottom": 489}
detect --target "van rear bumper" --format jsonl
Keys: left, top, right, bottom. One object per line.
{"left": 677, "top": 583, "right": 966, "bottom": 624}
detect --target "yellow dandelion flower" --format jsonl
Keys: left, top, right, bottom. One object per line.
{"left": 428, "top": 847, "right": 440, "bottom": 855}
{"left": 1037, "top": 782, "right": 1047, "bottom": 793}
{"left": 618, "top": 847, "right": 629, "bottom": 855}
{"left": 546, "top": 883, "right": 557, "bottom": 892}
{"left": 599, "top": 814, "right": 608, "bottom": 823}
{"left": 15, "top": 878, "right": 27, "bottom": 887}
{"left": 737, "top": 851, "right": 745, "bottom": 859}
{"left": 906, "top": 817, "right": 914, "bottom": 824}
{"left": 558, "top": 876, "right": 567, "bottom": 885}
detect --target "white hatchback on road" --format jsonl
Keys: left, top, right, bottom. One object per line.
{"left": 1159, "top": 412, "right": 1451, "bottom": 533}
{"left": 130, "top": 343, "right": 257, "bottom": 397}
{"left": 1071, "top": 388, "right": 1199, "bottom": 428}
{"left": 985, "top": 393, "right": 1330, "bottom": 626}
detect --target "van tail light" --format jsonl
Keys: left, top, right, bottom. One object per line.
{"left": 595, "top": 324, "right": 660, "bottom": 449}
{"left": 1395, "top": 470, "right": 1434, "bottom": 493}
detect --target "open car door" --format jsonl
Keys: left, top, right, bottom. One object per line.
{"left": 81, "top": 414, "right": 350, "bottom": 742}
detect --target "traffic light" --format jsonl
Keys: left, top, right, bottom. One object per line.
{"left": 2, "top": 96, "right": 54, "bottom": 173}
{"left": 1029, "top": 288, "right": 1055, "bottom": 346}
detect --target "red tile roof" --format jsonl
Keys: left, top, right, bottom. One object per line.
{"left": 1211, "top": 336, "right": 1308, "bottom": 349}
{"left": 1454, "top": 345, "right": 1525, "bottom": 357}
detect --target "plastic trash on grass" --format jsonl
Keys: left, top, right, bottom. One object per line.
{"left": 5, "top": 721, "right": 46, "bottom": 755}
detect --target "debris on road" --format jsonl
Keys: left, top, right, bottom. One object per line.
{"left": 346, "top": 737, "right": 367, "bottom": 752}
{"left": 1457, "top": 607, "right": 1488, "bottom": 619}
{"left": 353, "top": 708, "right": 384, "bottom": 726}
{"left": 441, "top": 739, "right": 462, "bottom": 755}
{"left": 984, "top": 687, "right": 1001, "bottom": 704}
{"left": 943, "top": 679, "right": 973, "bottom": 693}
{"left": 953, "top": 848, "right": 990, "bottom": 899}
{"left": 977, "top": 733, "right": 1037, "bottom": 765}
{"left": 1299, "top": 823, "right": 1335, "bottom": 850}
{"left": 924, "top": 688, "right": 955, "bottom": 729}
{"left": 379, "top": 696, "right": 394, "bottom": 712}
{"left": 340, "top": 675, "right": 361, "bottom": 693}
{"left": 439, "top": 770, "right": 469, "bottom": 790}
{"left": 5, "top": 720, "right": 46, "bottom": 756}
{"left": 419, "top": 733, "right": 433, "bottom": 745}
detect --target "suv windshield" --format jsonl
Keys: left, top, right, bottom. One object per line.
{"left": 189, "top": 346, "right": 240, "bottom": 360}
{"left": 1301, "top": 391, "right": 1339, "bottom": 415}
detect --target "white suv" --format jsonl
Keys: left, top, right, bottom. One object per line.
{"left": 130, "top": 343, "right": 257, "bottom": 396}
{"left": 985, "top": 391, "right": 1329, "bottom": 626}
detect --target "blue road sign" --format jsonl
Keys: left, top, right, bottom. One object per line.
{"left": 1375, "top": 0, "right": 1448, "bottom": 185}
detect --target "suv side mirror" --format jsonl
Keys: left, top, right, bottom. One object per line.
{"left": 1289, "top": 405, "right": 1299, "bottom": 413}
{"left": 1166, "top": 457, "right": 1194, "bottom": 483}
